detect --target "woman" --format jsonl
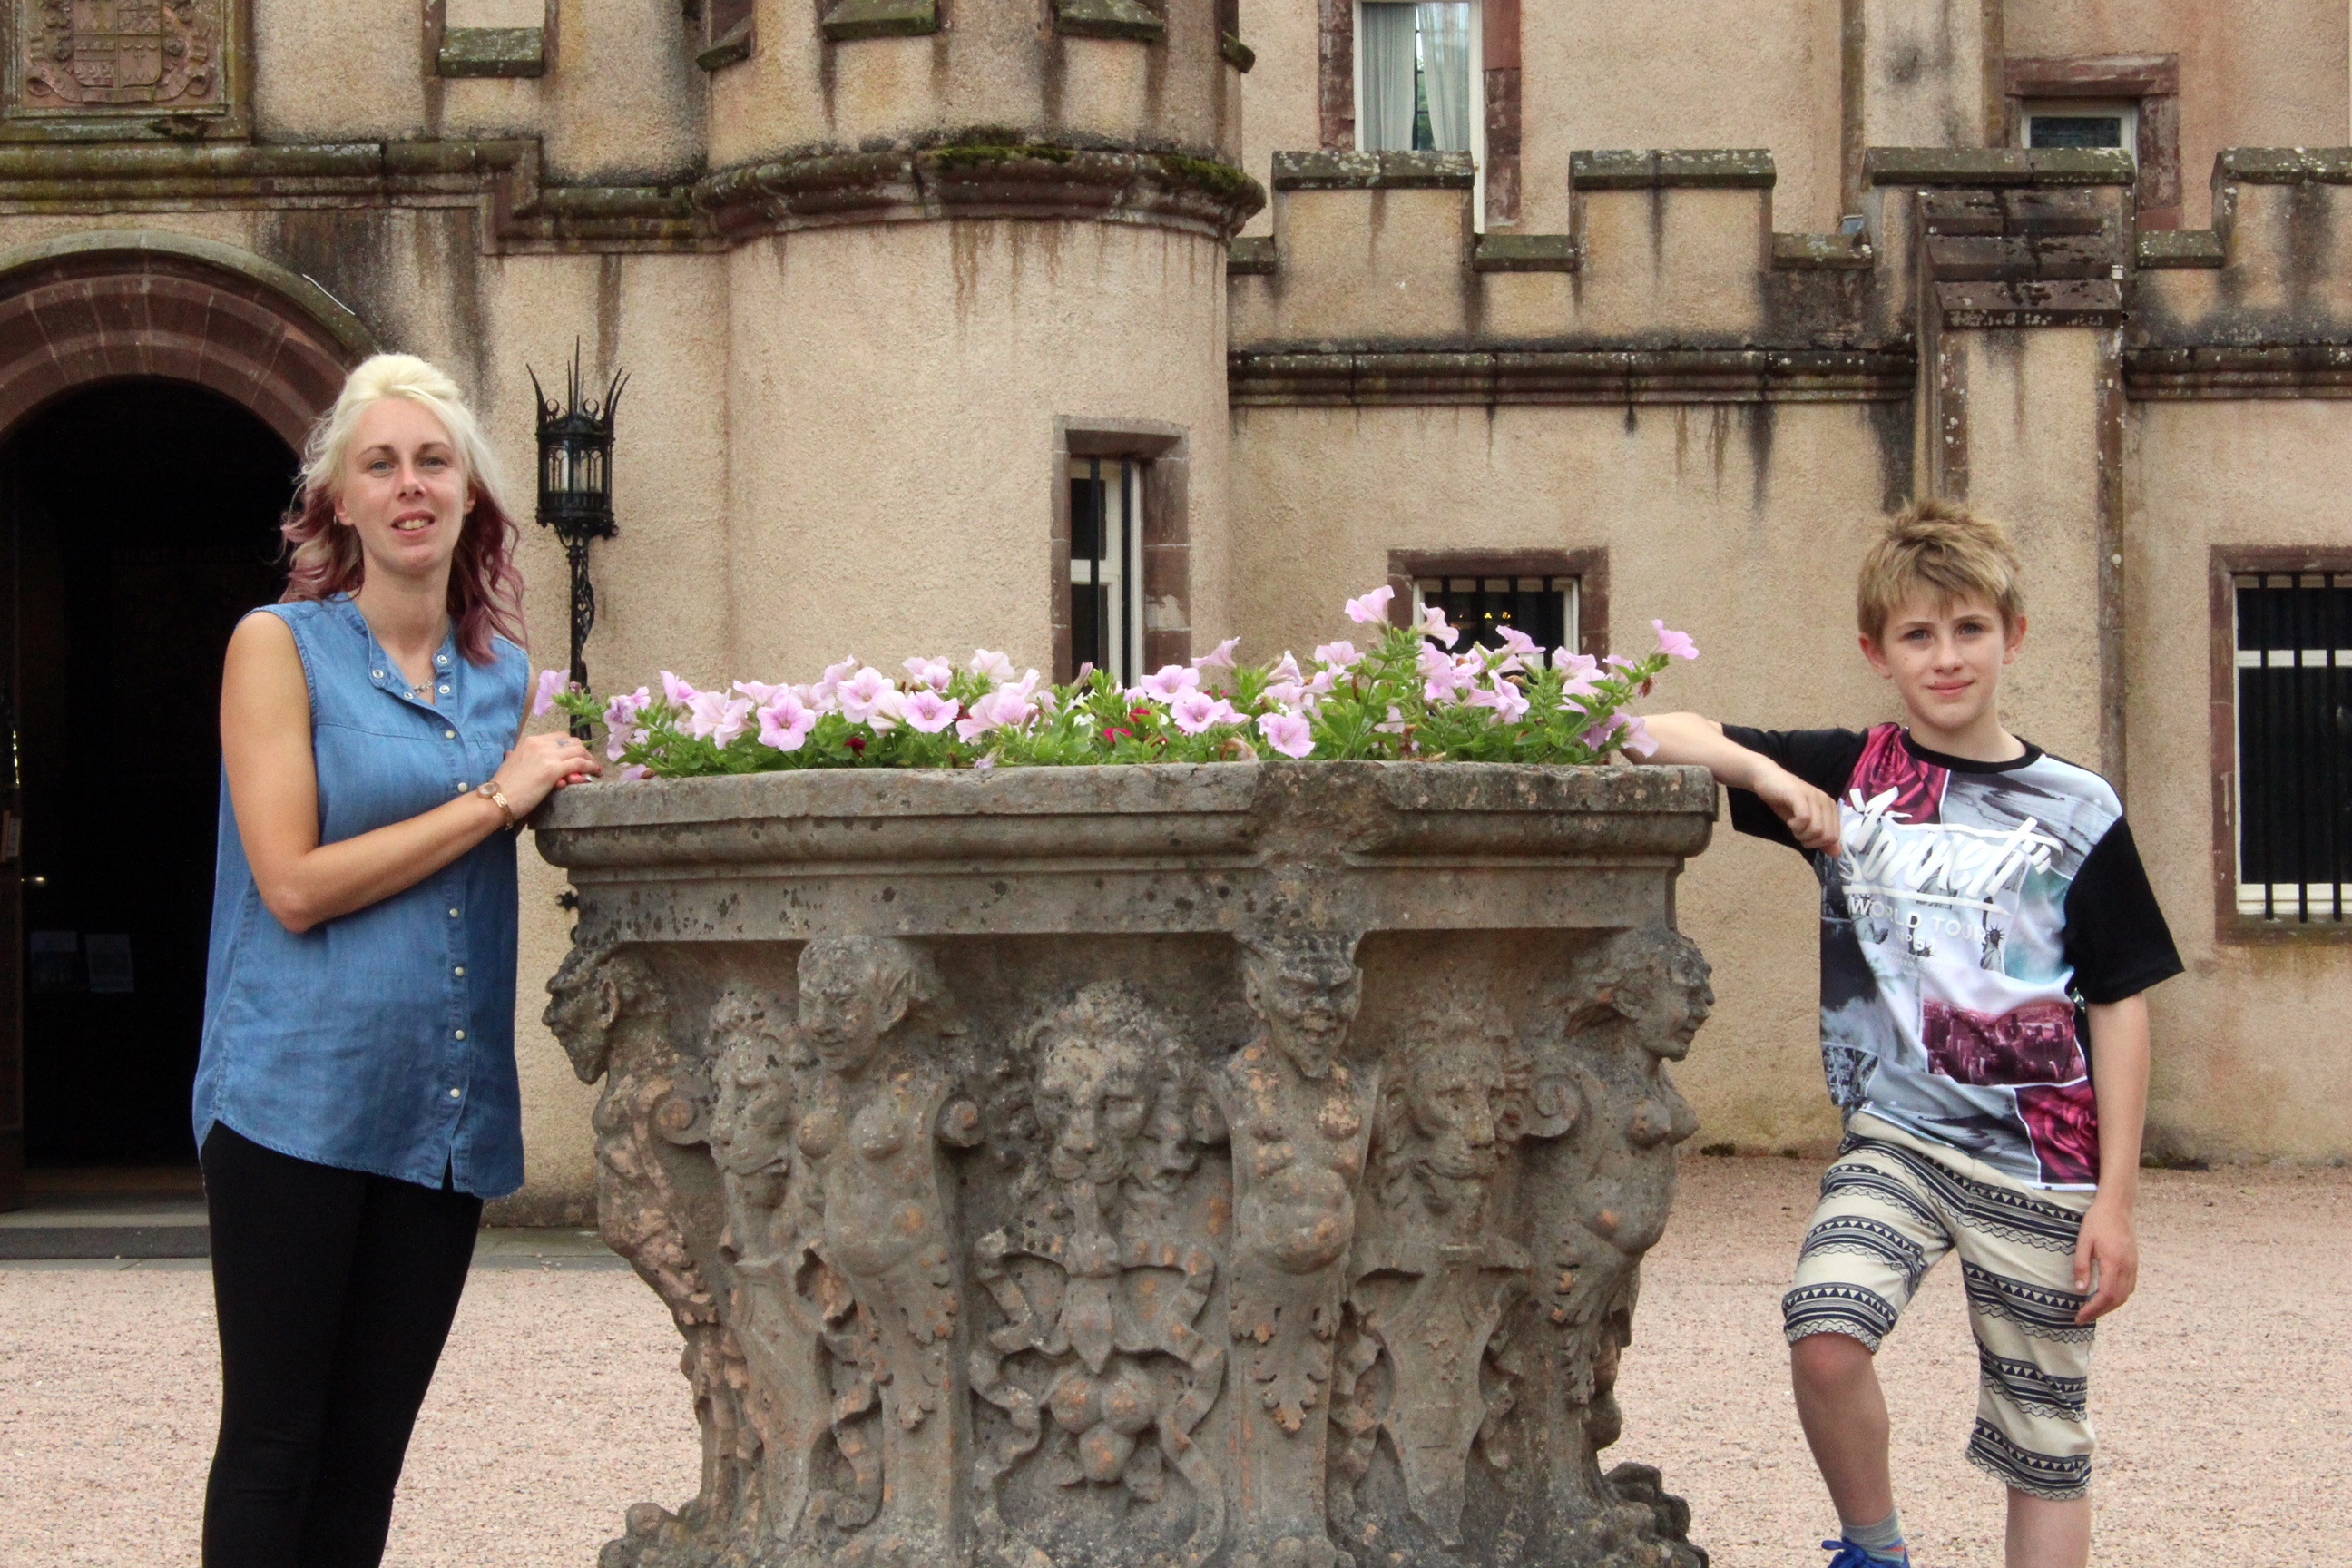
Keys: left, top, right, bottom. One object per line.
{"left": 192, "top": 353, "right": 597, "bottom": 1564}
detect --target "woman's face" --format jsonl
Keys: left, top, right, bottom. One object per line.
{"left": 336, "top": 397, "right": 469, "bottom": 583}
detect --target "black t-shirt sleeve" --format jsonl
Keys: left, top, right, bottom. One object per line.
{"left": 1718, "top": 725, "right": 1870, "bottom": 855}
{"left": 2063, "top": 816, "right": 2185, "bottom": 1004}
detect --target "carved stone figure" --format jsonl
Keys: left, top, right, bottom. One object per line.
{"left": 1213, "top": 933, "right": 1376, "bottom": 1568}
{"left": 1531, "top": 928, "right": 1712, "bottom": 1568}
{"left": 968, "top": 982, "right": 1228, "bottom": 1568}
{"left": 775, "top": 936, "right": 981, "bottom": 1568}
{"left": 546, "top": 945, "right": 755, "bottom": 1555}
{"left": 1333, "top": 987, "right": 1572, "bottom": 1546}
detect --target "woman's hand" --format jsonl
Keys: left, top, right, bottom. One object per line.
{"left": 492, "top": 730, "right": 603, "bottom": 817}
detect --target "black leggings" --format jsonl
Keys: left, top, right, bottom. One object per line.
{"left": 200, "top": 1123, "right": 482, "bottom": 1568}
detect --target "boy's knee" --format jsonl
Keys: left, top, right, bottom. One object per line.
{"left": 1790, "top": 1326, "right": 1876, "bottom": 1386}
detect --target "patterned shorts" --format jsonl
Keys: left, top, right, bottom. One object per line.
{"left": 1782, "top": 1116, "right": 2097, "bottom": 1500}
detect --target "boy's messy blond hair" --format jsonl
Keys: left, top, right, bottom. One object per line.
{"left": 1856, "top": 498, "right": 2024, "bottom": 641}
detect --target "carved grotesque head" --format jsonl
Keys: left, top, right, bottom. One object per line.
{"left": 1028, "top": 982, "right": 1195, "bottom": 1195}
{"left": 1239, "top": 932, "right": 1363, "bottom": 1080}
{"left": 544, "top": 943, "right": 662, "bottom": 1085}
{"left": 1377, "top": 991, "right": 1521, "bottom": 1216}
{"left": 1578, "top": 928, "right": 1714, "bottom": 1061}
{"left": 796, "top": 936, "right": 939, "bottom": 1078}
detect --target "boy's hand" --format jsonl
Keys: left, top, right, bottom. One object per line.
{"left": 1753, "top": 763, "right": 1843, "bottom": 854}
{"left": 2072, "top": 1193, "right": 2139, "bottom": 1322}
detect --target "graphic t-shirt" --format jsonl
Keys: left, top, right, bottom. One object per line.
{"left": 1722, "top": 723, "right": 2182, "bottom": 1190}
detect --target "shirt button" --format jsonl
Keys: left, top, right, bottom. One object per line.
{"left": 449, "top": 1087, "right": 462, "bottom": 1099}
{"left": 444, "top": 729, "right": 456, "bottom": 740}
{"left": 371, "top": 669, "right": 385, "bottom": 680}
{"left": 439, "top": 684, "right": 451, "bottom": 695}
{"left": 455, "top": 1029, "right": 466, "bottom": 1040}
{"left": 454, "top": 965, "right": 466, "bottom": 977}
{"left": 436, "top": 654, "right": 449, "bottom": 665}
{"left": 456, "top": 781, "right": 468, "bottom": 792}
{"left": 447, "top": 907, "right": 460, "bottom": 918}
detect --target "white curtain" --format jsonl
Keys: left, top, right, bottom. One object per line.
{"left": 1416, "top": 2, "right": 1473, "bottom": 154}
{"left": 1358, "top": 3, "right": 1418, "bottom": 152}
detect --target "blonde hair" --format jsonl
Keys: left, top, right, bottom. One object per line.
{"left": 279, "top": 354, "right": 525, "bottom": 663}
{"left": 1856, "top": 498, "right": 2024, "bottom": 641}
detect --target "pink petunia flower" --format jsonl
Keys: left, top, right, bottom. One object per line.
{"left": 1267, "top": 652, "right": 1304, "bottom": 686}
{"left": 619, "top": 763, "right": 652, "bottom": 782}
{"left": 969, "top": 649, "right": 1018, "bottom": 686}
{"left": 1619, "top": 714, "right": 1660, "bottom": 757}
{"left": 1262, "top": 679, "right": 1307, "bottom": 707}
{"left": 903, "top": 656, "right": 955, "bottom": 693}
{"left": 1313, "top": 640, "right": 1360, "bottom": 671}
{"left": 660, "top": 671, "right": 700, "bottom": 706}
{"left": 1416, "top": 603, "right": 1460, "bottom": 648}
{"left": 757, "top": 694, "right": 818, "bottom": 752}
{"left": 1582, "top": 713, "right": 1630, "bottom": 753}
{"left": 834, "top": 667, "right": 897, "bottom": 724}
{"left": 1343, "top": 585, "right": 1396, "bottom": 624}
{"left": 1553, "top": 651, "right": 1602, "bottom": 700}
{"left": 1652, "top": 621, "right": 1700, "bottom": 661}
{"left": 685, "top": 691, "right": 753, "bottom": 746}
{"left": 811, "top": 658, "right": 860, "bottom": 705}
{"left": 1494, "top": 626, "right": 1540, "bottom": 659}
{"left": 1257, "top": 709, "right": 1316, "bottom": 759}
{"left": 1169, "top": 690, "right": 1241, "bottom": 737}
{"left": 731, "top": 680, "right": 789, "bottom": 706}
{"left": 1192, "top": 637, "right": 1241, "bottom": 671}
{"left": 532, "top": 668, "right": 566, "bottom": 717}
{"left": 603, "top": 687, "right": 650, "bottom": 733}
{"left": 900, "top": 688, "right": 961, "bottom": 733}
{"left": 956, "top": 688, "right": 1034, "bottom": 742}
{"left": 1138, "top": 664, "right": 1201, "bottom": 702}
{"left": 606, "top": 724, "right": 648, "bottom": 762}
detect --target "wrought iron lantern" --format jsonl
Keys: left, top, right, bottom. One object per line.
{"left": 531, "top": 347, "right": 626, "bottom": 738}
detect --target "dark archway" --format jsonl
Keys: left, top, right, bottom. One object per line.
{"left": 3, "top": 379, "right": 299, "bottom": 1171}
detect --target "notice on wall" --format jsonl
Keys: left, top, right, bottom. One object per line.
{"left": 85, "top": 934, "right": 135, "bottom": 995}
{"left": 29, "top": 930, "right": 78, "bottom": 993}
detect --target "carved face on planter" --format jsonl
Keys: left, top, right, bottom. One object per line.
{"left": 796, "top": 936, "right": 936, "bottom": 1078}
{"left": 1028, "top": 982, "right": 1197, "bottom": 1199}
{"left": 544, "top": 944, "right": 662, "bottom": 1084}
{"left": 1240, "top": 932, "right": 1364, "bottom": 1080}
{"left": 1401, "top": 1036, "right": 1507, "bottom": 1181}
{"left": 1581, "top": 928, "right": 1715, "bottom": 1061}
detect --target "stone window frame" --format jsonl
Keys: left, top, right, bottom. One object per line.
{"left": 1051, "top": 419, "right": 1191, "bottom": 683}
{"left": 1318, "top": 0, "right": 1519, "bottom": 226}
{"left": 2003, "top": 54, "right": 2180, "bottom": 229}
{"left": 2207, "top": 544, "right": 2352, "bottom": 946}
{"left": 1383, "top": 547, "right": 1609, "bottom": 661}
{"left": 696, "top": 0, "right": 755, "bottom": 69}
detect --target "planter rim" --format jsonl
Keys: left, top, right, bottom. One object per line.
{"left": 534, "top": 758, "right": 1718, "bottom": 838}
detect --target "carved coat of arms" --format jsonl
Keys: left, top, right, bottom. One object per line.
{"left": 20, "top": 0, "right": 221, "bottom": 110}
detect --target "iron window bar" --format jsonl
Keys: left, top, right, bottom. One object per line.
{"left": 1069, "top": 456, "right": 1142, "bottom": 685}
{"left": 1411, "top": 575, "right": 1580, "bottom": 657}
{"left": 2233, "top": 572, "right": 2352, "bottom": 922}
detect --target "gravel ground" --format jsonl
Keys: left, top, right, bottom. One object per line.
{"left": 1, "top": 1158, "right": 2343, "bottom": 1567}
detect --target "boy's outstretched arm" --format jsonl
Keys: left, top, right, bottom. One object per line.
{"left": 2074, "top": 995, "right": 2151, "bottom": 1323}
{"left": 1644, "top": 712, "right": 1845, "bottom": 854}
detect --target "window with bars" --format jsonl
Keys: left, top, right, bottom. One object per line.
{"left": 2232, "top": 572, "right": 2352, "bottom": 922}
{"left": 1411, "top": 574, "right": 1579, "bottom": 656}
{"left": 1070, "top": 456, "right": 1146, "bottom": 687}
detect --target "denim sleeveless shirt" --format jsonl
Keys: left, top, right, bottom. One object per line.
{"left": 193, "top": 594, "right": 530, "bottom": 1199}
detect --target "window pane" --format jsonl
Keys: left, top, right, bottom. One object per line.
{"left": 2028, "top": 115, "right": 2125, "bottom": 150}
{"left": 1359, "top": 4, "right": 1420, "bottom": 152}
{"left": 1416, "top": 4, "right": 1473, "bottom": 154}
{"left": 1072, "top": 583, "right": 1105, "bottom": 675}
{"left": 1070, "top": 470, "right": 1103, "bottom": 563}
{"left": 1418, "top": 574, "right": 1571, "bottom": 655}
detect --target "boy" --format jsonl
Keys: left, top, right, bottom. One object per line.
{"left": 1645, "top": 501, "right": 2181, "bottom": 1568}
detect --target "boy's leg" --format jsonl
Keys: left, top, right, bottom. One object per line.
{"left": 1951, "top": 1186, "right": 2097, "bottom": 1568}
{"left": 1783, "top": 1141, "right": 1952, "bottom": 1560}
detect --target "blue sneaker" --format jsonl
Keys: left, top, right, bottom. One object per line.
{"left": 1821, "top": 1540, "right": 1910, "bottom": 1568}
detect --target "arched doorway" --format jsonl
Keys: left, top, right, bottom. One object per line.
{"left": 0, "top": 237, "right": 365, "bottom": 1210}
{"left": 5, "top": 381, "right": 297, "bottom": 1171}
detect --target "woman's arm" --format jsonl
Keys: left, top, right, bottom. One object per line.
{"left": 1645, "top": 711, "right": 1843, "bottom": 853}
{"left": 220, "top": 613, "right": 597, "bottom": 935}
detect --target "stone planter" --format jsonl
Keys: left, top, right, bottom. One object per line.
{"left": 535, "top": 761, "right": 1718, "bottom": 1568}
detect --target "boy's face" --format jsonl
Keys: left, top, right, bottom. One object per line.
{"left": 1860, "top": 593, "right": 2024, "bottom": 736}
